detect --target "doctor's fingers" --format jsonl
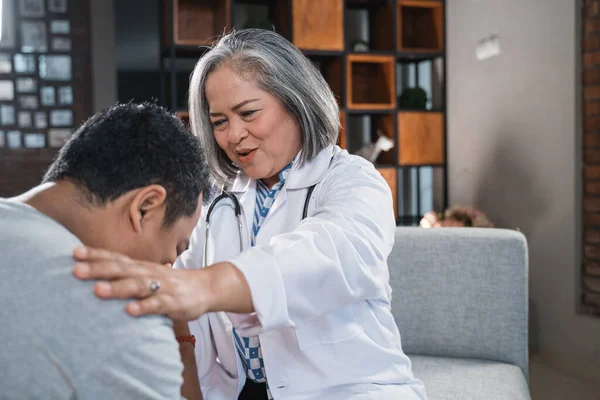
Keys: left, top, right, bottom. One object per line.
{"left": 73, "top": 246, "right": 133, "bottom": 264}
{"left": 73, "top": 256, "right": 164, "bottom": 282}
{"left": 96, "top": 270, "right": 210, "bottom": 320}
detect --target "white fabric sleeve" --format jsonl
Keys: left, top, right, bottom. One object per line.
{"left": 227, "top": 161, "right": 396, "bottom": 335}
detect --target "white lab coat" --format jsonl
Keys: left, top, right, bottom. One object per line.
{"left": 175, "top": 145, "right": 428, "bottom": 400}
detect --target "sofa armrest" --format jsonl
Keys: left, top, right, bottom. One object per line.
{"left": 388, "top": 227, "right": 529, "bottom": 379}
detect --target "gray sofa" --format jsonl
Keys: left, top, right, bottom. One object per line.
{"left": 389, "top": 227, "right": 531, "bottom": 400}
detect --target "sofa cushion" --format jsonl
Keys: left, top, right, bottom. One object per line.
{"left": 410, "top": 355, "right": 531, "bottom": 400}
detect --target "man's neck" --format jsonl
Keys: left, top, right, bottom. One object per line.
{"left": 10, "top": 181, "right": 107, "bottom": 246}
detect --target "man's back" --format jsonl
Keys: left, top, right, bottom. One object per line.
{"left": 0, "top": 199, "right": 184, "bottom": 399}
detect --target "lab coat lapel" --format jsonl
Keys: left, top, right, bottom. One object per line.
{"left": 228, "top": 172, "right": 256, "bottom": 245}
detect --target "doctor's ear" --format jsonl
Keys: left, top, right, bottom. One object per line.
{"left": 128, "top": 185, "right": 168, "bottom": 233}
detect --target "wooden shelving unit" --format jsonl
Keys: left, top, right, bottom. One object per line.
{"left": 160, "top": 0, "right": 447, "bottom": 226}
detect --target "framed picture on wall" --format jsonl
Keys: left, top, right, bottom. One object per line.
{"left": 48, "top": 0, "right": 67, "bottom": 13}
{"left": 18, "top": 111, "right": 32, "bottom": 128}
{"left": 50, "top": 20, "right": 70, "bottom": 34}
{"left": 58, "top": 86, "right": 72, "bottom": 105}
{"left": 50, "top": 109, "right": 72, "bottom": 127}
{"left": 14, "top": 54, "right": 36, "bottom": 73}
{"left": 19, "top": 95, "right": 39, "bottom": 109}
{"left": 0, "top": 54, "right": 12, "bottom": 74}
{"left": 39, "top": 55, "right": 71, "bottom": 80}
{"left": 0, "top": 0, "right": 17, "bottom": 49}
{"left": 40, "top": 86, "right": 55, "bottom": 106}
{"left": 19, "top": 0, "right": 45, "bottom": 17}
{"left": 16, "top": 78, "right": 37, "bottom": 93}
{"left": 23, "top": 133, "right": 46, "bottom": 148}
{"left": 35, "top": 112, "right": 47, "bottom": 129}
{"left": 52, "top": 37, "right": 71, "bottom": 52}
{"left": 21, "top": 21, "right": 48, "bottom": 53}
{"left": 0, "top": 105, "right": 15, "bottom": 125}
{"left": 48, "top": 128, "right": 70, "bottom": 147}
{"left": 0, "top": 81, "right": 15, "bottom": 101}
{"left": 7, "top": 131, "right": 21, "bottom": 148}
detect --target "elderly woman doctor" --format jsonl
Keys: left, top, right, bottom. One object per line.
{"left": 73, "top": 29, "right": 427, "bottom": 400}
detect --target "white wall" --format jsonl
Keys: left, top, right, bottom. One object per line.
{"left": 448, "top": 0, "right": 600, "bottom": 379}
{"left": 90, "top": 0, "right": 117, "bottom": 112}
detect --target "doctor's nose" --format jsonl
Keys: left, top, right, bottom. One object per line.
{"left": 228, "top": 121, "right": 249, "bottom": 144}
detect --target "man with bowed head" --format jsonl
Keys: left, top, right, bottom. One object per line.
{"left": 0, "top": 102, "right": 209, "bottom": 399}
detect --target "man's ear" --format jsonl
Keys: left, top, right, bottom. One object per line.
{"left": 128, "top": 185, "right": 168, "bottom": 233}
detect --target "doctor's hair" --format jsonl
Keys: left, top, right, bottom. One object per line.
{"left": 188, "top": 28, "right": 340, "bottom": 186}
{"left": 42, "top": 101, "right": 210, "bottom": 226}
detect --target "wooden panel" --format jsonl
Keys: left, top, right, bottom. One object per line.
{"left": 371, "top": 2, "right": 395, "bottom": 51}
{"left": 338, "top": 111, "right": 346, "bottom": 149}
{"left": 398, "top": 112, "right": 444, "bottom": 165}
{"left": 292, "top": 0, "right": 344, "bottom": 51}
{"left": 173, "top": 0, "right": 230, "bottom": 46}
{"left": 397, "top": 0, "right": 444, "bottom": 52}
{"left": 377, "top": 167, "right": 398, "bottom": 219}
{"left": 347, "top": 54, "right": 396, "bottom": 110}
{"left": 323, "top": 57, "right": 344, "bottom": 107}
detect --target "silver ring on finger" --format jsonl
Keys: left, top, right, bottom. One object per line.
{"left": 149, "top": 280, "right": 161, "bottom": 295}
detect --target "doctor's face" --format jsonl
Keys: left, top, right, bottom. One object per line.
{"left": 205, "top": 65, "right": 303, "bottom": 188}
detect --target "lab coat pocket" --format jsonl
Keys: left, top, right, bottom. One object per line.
{"left": 294, "top": 306, "right": 364, "bottom": 351}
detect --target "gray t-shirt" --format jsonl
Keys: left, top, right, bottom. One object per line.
{"left": 0, "top": 199, "right": 184, "bottom": 399}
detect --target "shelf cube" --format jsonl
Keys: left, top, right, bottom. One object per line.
{"left": 292, "top": 0, "right": 344, "bottom": 51}
{"left": 397, "top": 0, "right": 444, "bottom": 52}
{"left": 166, "top": 0, "right": 231, "bottom": 46}
{"left": 347, "top": 54, "right": 396, "bottom": 110}
{"left": 398, "top": 111, "right": 444, "bottom": 165}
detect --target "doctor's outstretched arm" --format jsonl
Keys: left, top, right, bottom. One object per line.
{"left": 72, "top": 160, "right": 393, "bottom": 334}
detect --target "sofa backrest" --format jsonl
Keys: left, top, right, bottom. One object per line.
{"left": 388, "top": 227, "right": 529, "bottom": 379}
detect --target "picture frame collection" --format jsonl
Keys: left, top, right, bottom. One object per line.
{"left": 0, "top": 0, "right": 73, "bottom": 150}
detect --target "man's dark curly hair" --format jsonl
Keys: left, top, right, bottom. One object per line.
{"left": 43, "top": 101, "right": 210, "bottom": 226}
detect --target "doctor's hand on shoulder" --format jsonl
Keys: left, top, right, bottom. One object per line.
{"left": 72, "top": 248, "right": 254, "bottom": 321}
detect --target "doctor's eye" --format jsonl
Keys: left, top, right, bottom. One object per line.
{"left": 212, "top": 119, "right": 226, "bottom": 128}
{"left": 240, "top": 110, "right": 258, "bottom": 118}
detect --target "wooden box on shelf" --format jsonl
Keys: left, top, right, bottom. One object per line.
{"left": 346, "top": 54, "right": 396, "bottom": 110}
{"left": 292, "top": 0, "right": 344, "bottom": 51}
{"left": 163, "top": 0, "right": 231, "bottom": 46}
{"left": 377, "top": 167, "right": 398, "bottom": 219}
{"left": 397, "top": 0, "right": 444, "bottom": 52}
{"left": 398, "top": 111, "right": 444, "bottom": 165}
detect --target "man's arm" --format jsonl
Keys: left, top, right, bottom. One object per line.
{"left": 174, "top": 319, "right": 202, "bottom": 400}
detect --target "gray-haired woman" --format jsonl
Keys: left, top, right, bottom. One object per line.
{"left": 73, "top": 29, "right": 427, "bottom": 400}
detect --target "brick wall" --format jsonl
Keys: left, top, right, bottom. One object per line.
{"left": 0, "top": 0, "right": 92, "bottom": 198}
{"left": 582, "top": 0, "right": 600, "bottom": 316}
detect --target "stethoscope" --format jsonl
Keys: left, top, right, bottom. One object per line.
{"left": 202, "top": 184, "right": 317, "bottom": 268}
